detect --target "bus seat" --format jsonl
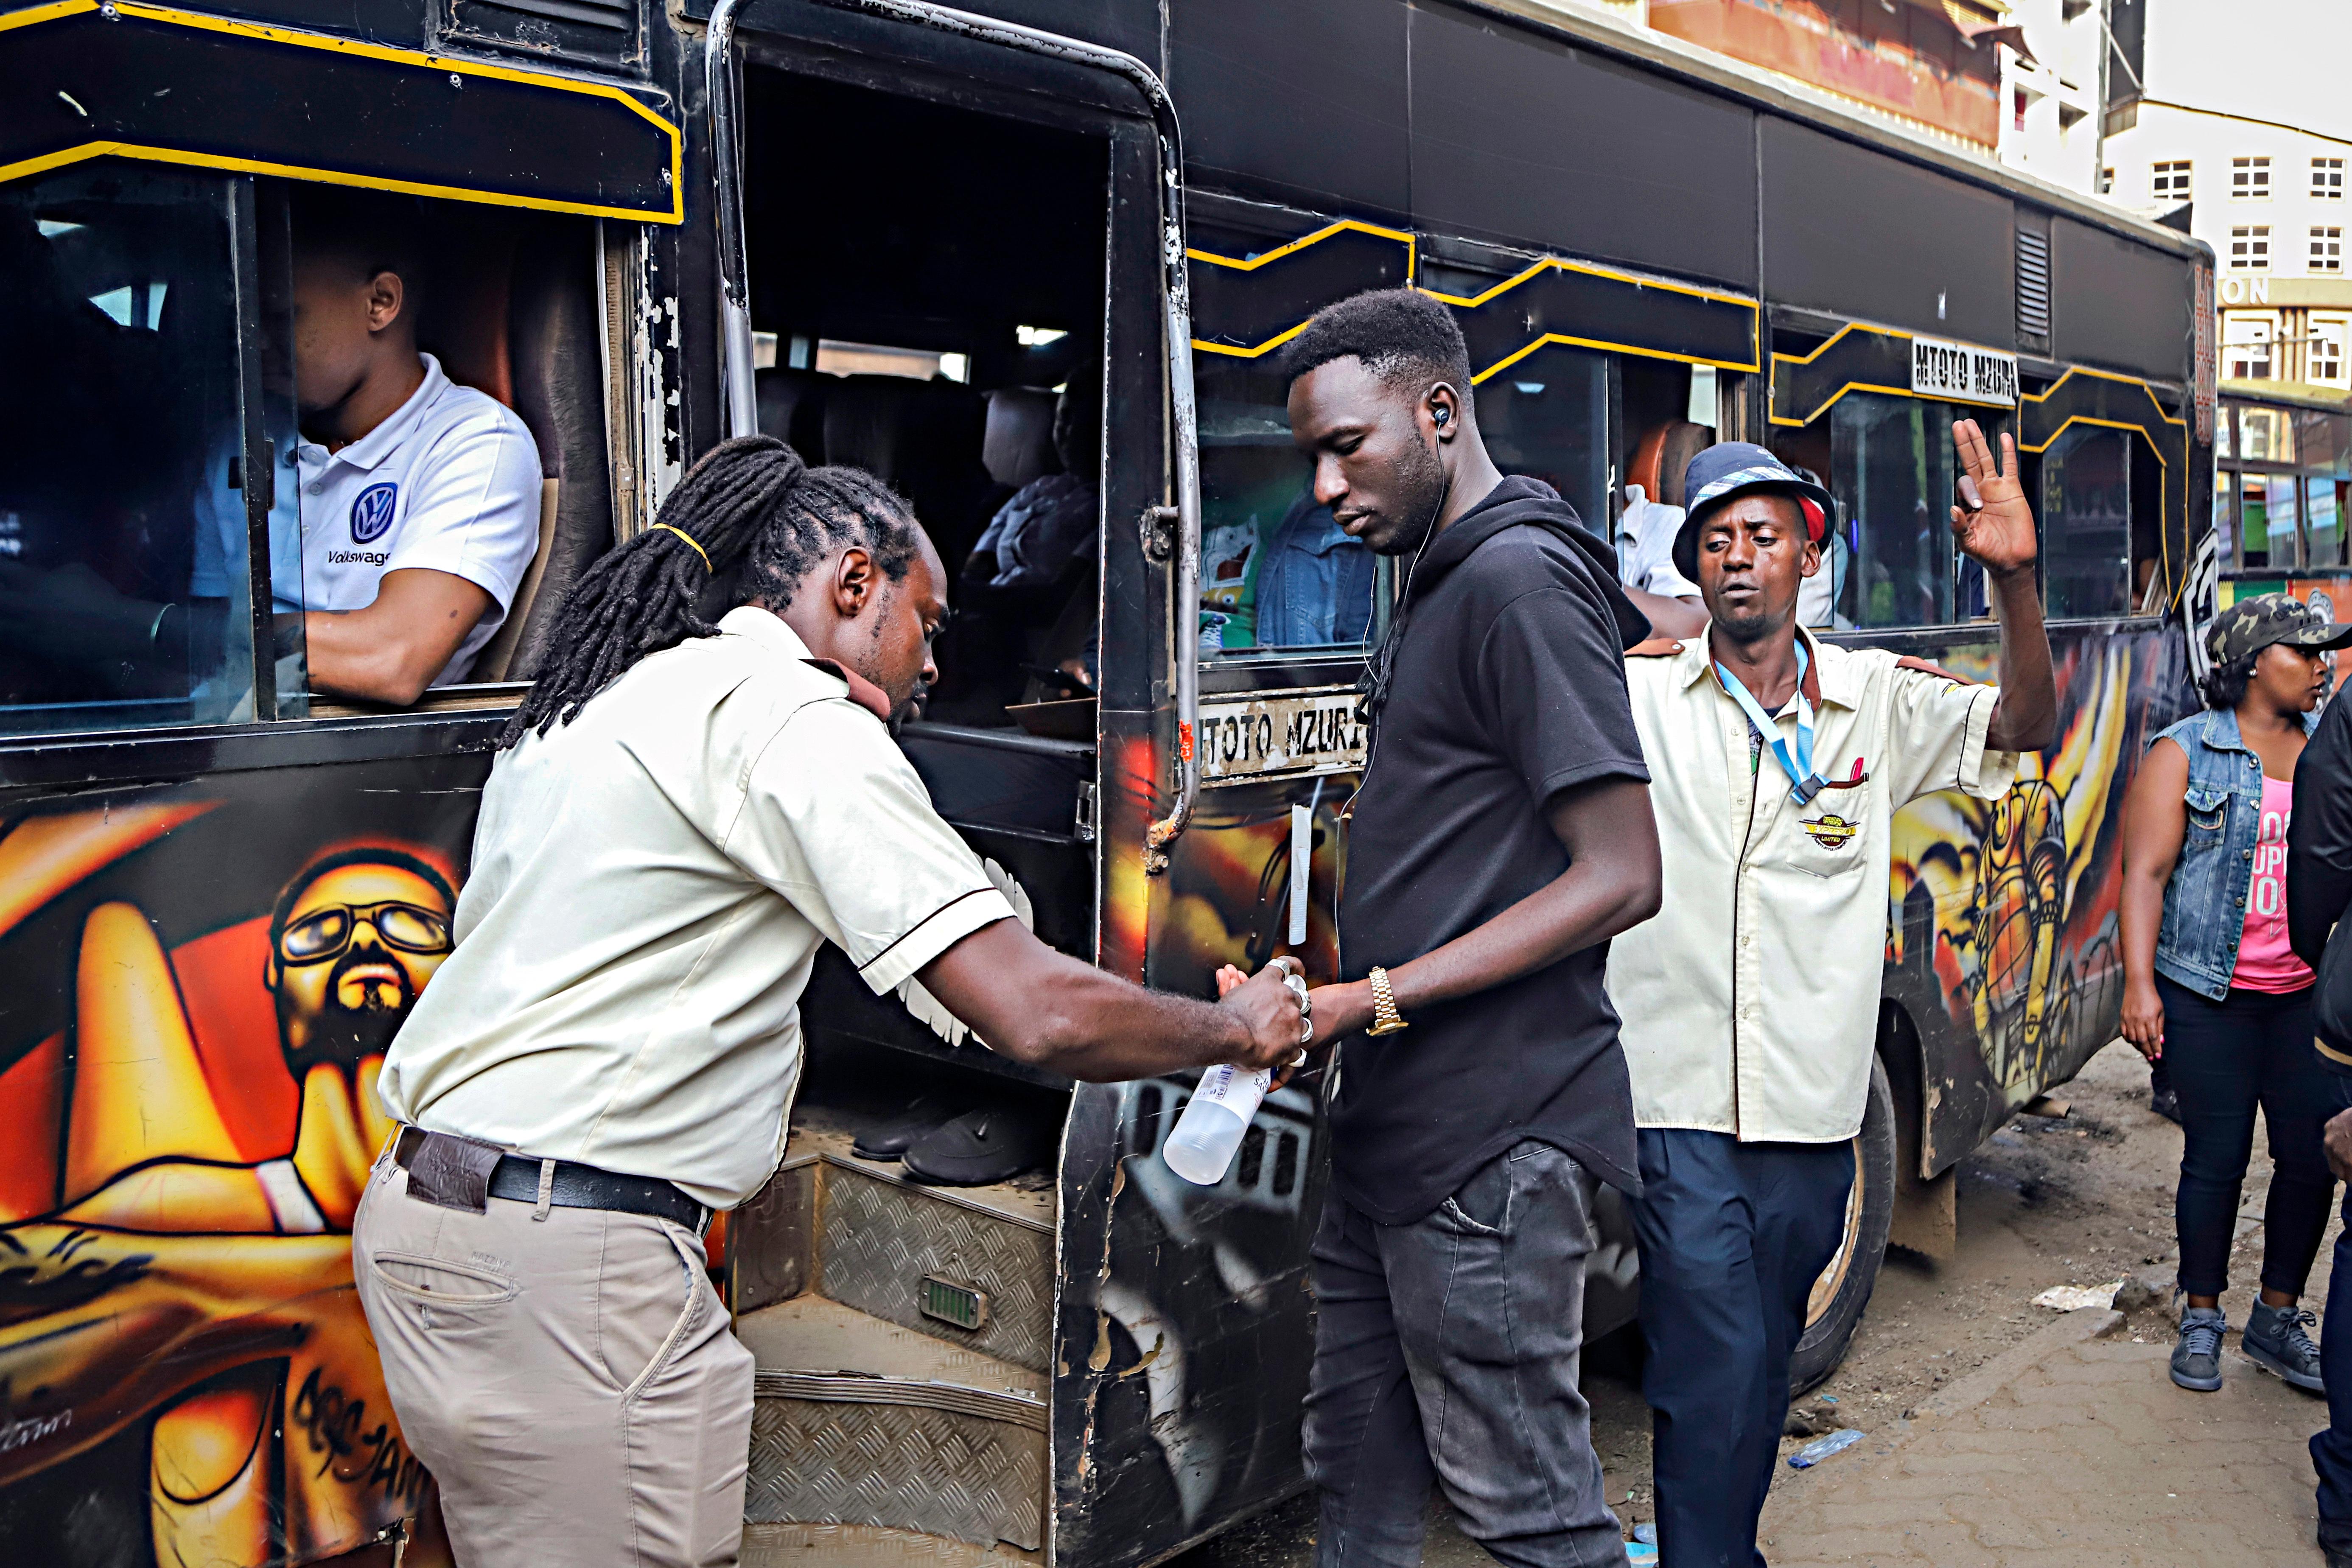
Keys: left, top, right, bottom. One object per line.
{"left": 756, "top": 367, "right": 829, "bottom": 464}
{"left": 983, "top": 387, "right": 1060, "bottom": 489}
{"left": 476, "top": 220, "right": 612, "bottom": 683}
{"left": 822, "top": 374, "right": 994, "bottom": 565}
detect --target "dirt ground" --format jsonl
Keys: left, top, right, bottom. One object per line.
{"left": 1170, "top": 1039, "right": 2342, "bottom": 1567}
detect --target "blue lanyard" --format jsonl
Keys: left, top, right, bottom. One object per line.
{"left": 1715, "top": 642, "right": 1826, "bottom": 804}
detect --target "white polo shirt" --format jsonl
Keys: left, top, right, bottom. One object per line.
{"left": 375, "top": 607, "right": 1018, "bottom": 1209}
{"left": 192, "top": 354, "right": 541, "bottom": 684}
{"left": 1605, "top": 628, "right": 2018, "bottom": 1144}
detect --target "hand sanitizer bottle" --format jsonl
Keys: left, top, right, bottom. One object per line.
{"left": 1162, "top": 1064, "right": 1271, "bottom": 1185}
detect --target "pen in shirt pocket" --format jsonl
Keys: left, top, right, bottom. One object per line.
{"left": 1817, "top": 756, "right": 1870, "bottom": 790}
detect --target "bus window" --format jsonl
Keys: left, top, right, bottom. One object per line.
{"left": 2039, "top": 426, "right": 2132, "bottom": 618}
{"left": 1776, "top": 391, "right": 2011, "bottom": 631}
{"left": 1195, "top": 358, "right": 1386, "bottom": 655}
{"left": 2298, "top": 409, "right": 2350, "bottom": 568}
{"left": 273, "top": 190, "right": 611, "bottom": 708}
{"left": 0, "top": 165, "right": 259, "bottom": 736}
{"left": 1478, "top": 347, "right": 1610, "bottom": 542}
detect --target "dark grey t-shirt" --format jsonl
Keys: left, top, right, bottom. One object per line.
{"left": 1333, "top": 476, "right": 1651, "bottom": 1224}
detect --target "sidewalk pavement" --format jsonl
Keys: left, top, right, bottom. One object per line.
{"left": 1757, "top": 1305, "right": 2334, "bottom": 1564}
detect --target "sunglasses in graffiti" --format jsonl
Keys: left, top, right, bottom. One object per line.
{"left": 275, "top": 901, "right": 454, "bottom": 965}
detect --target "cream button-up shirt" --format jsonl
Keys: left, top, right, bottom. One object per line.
{"left": 1606, "top": 628, "right": 2018, "bottom": 1143}
{"left": 377, "top": 606, "right": 1016, "bottom": 1208}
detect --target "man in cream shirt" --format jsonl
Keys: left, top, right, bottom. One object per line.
{"left": 1605, "top": 432, "right": 2055, "bottom": 1565}
{"left": 357, "top": 437, "right": 1305, "bottom": 1568}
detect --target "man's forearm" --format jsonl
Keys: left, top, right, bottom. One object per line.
{"left": 1985, "top": 566, "right": 2056, "bottom": 751}
{"left": 1314, "top": 778, "right": 1662, "bottom": 1038}
{"left": 917, "top": 921, "right": 1290, "bottom": 1081}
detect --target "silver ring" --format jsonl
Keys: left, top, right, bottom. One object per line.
{"left": 1290, "top": 1047, "right": 1309, "bottom": 1067}
{"left": 1284, "top": 972, "right": 1311, "bottom": 1010}
{"left": 1296, "top": 1014, "right": 1313, "bottom": 1046}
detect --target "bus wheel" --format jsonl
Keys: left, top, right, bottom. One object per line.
{"left": 1789, "top": 1056, "right": 1897, "bottom": 1394}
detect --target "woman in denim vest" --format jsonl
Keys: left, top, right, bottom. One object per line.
{"left": 2122, "top": 594, "right": 2352, "bottom": 1396}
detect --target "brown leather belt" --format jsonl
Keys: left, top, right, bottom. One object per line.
{"left": 392, "top": 1126, "right": 708, "bottom": 1231}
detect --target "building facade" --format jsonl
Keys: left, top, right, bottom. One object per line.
{"left": 2107, "top": 101, "right": 2352, "bottom": 392}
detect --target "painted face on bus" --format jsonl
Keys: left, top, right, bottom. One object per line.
{"left": 266, "top": 856, "right": 455, "bottom": 1073}
{"left": 1694, "top": 492, "right": 1821, "bottom": 646}
{"left": 1286, "top": 356, "right": 1455, "bottom": 557}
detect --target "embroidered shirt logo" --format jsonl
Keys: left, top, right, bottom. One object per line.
{"left": 350, "top": 482, "right": 399, "bottom": 544}
{"left": 1800, "top": 813, "right": 1860, "bottom": 850}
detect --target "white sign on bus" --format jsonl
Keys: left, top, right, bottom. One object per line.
{"left": 1909, "top": 335, "right": 2019, "bottom": 407}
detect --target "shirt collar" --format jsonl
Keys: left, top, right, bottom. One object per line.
{"left": 1676, "top": 624, "right": 1860, "bottom": 711}
{"left": 720, "top": 603, "right": 812, "bottom": 660}
{"left": 318, "top": 353, "right": 451, "bottom": 473}
{"left": 717, "top": 604, "right": 895, "bottom": 719}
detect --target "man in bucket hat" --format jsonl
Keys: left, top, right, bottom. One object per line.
{"left": 1604, "top": 426, "right": 2057, "bottom": 1562}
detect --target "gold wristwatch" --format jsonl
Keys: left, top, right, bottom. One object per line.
{"left": 1366, "top": 966, "right": 1409, "bottom": 1035}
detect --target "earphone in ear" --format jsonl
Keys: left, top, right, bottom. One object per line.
{"left": 1433, "top": 405, "right": 1450, "bottom": 427}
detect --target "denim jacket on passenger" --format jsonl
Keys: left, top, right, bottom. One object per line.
{"left": 2154, "top": 706, "right": 2304, "bottom": 999}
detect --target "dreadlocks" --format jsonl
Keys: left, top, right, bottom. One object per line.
{"left": 500, "top": 435, "right": 923, "bottom": 748}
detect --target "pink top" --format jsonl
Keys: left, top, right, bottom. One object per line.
{"left": 2234, "top": 774, "right": 2313, "bottom": 994}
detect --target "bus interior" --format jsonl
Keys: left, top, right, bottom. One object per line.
{"left": 722, "top": 69, "right": 1117, "bottom": 1554}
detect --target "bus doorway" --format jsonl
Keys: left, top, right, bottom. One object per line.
{"left": 716, "top": 58, "right": 1264, "bottom": 1568}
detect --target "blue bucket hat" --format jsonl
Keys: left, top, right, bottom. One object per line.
{"left": 1671, "top": 442, "right": 1835, "bottom": 582}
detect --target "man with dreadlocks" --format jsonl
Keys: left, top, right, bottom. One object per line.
{"left": 353, "top": 435, "right": 1307, "bottom": 1568}
{"left": 1275, "top": 287, "right": 1663, "bottom": 1568}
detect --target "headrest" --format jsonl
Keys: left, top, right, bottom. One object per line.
{"left": 983, "top": 387, "right": 1060, "bottom": 488}
{"left": 756, "top": 367, "right": 830, "bottom": 465}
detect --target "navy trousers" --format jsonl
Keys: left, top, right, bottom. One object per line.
{"left": 1631, "top": 1129, "right": 1854, "bottom": 1568}
{"left": 2312, "top": 1071, "right": 2352, "bottom": 1549}
{"left": 1304, "top": 1140, "right": 1626, "bottom": 1568}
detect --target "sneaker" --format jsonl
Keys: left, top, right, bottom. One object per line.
{"left": 2150, "top": 1086, "right": 2181, "bottom": 1124}
{"left": 2320, "top": 1517, "right": 2352, "bottom": 1568}
{"left": 2171, "top": 1306, "right": 2227, "bottom": 1392}
{"left": 2243, "top": 1301, "right": 2326, "bottom": 1393}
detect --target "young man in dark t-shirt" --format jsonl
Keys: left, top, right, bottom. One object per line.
{"left": 1282, "top": 288, "right": 1662, "bottom": 1567}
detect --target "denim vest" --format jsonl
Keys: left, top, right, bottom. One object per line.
{"left": 2153, "top": 708, "right": 2270, "bottom": 999}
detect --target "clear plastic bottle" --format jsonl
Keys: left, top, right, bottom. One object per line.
{"left": 1162, "top": 1064, "right": 1271, "bottom": 1185}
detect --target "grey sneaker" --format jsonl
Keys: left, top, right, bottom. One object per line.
{"left": 2171, "top": 1306, "right": 2227, "bottom": 1392}
{"left": 2243, "top": 1301, "right": 2326, "bottom": 1393}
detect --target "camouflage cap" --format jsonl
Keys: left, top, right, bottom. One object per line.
{"left": 2204, "top": 592, "right": 2352, "bottom": 665}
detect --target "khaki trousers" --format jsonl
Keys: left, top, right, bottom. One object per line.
{"left": 353, "top": 1156, "right": 754, "bottom": 1568}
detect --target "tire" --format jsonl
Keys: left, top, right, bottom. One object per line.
{"left": 1788, "top": 1056, "right": 1897, "bottom": 1394}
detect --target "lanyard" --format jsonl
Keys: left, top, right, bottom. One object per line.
{"left": 1715, "top": 642, "right": 1827, "bottom": 805}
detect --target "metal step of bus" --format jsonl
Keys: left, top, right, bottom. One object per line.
{"left": 736, "top": 1295, "right": 1047, "bottom": 1556}
{"left": 729, "top": 1119, "right": 1057, "bottom": 1375}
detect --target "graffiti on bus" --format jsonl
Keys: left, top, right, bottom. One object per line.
{"left": 0, "top": 764, "right": 485, "bottom": 1568}
{"left": 1889, "top": 626, "right": 2185, "bottom": 1103}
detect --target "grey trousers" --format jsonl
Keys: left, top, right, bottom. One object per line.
{"left": 353, "top": 1155, "right": 754, "bottom": 1568}
{"left": 1303, "top": 1140, "right": 1625, "bottom": 1568}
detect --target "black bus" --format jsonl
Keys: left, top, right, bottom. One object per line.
{"left": 0, "top": 2, "right": 2211, "bottom": 1565}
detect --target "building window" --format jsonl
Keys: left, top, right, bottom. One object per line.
{"left": 2226, "top": 314, "right": 2276, "bottom": 379}
{"left": 2232, "top": 225, "right": 2272, "bottom": 269}
{"left": 2315, "top": 227, "right": 2344, "bottom": 272}
{"left": 2152, "top": 160, "right": 2192, "bottom": 200}
{"left": 2314, "top": 318, "right": 2349, "bottom": 386}
{"left": 2234, "top": 156, "right": 2272, "bottom": 199}
{"left": 2317, "top": 157, "right": 2346, "bottom": 199}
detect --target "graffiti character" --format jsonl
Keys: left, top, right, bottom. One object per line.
{"left": 0, "top": 830, "right": 456, "bottom": 1567}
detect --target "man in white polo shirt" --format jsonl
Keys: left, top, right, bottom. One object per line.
{"left": 270, "top": 188, "right": 542, "bottom": 700}
{"left": 1605, "top": 429, "right": 2055, "bottom": 1565}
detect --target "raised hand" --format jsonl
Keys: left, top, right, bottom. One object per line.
{"left": 1949, "top": 419, "right": 2038, "bottom": 578}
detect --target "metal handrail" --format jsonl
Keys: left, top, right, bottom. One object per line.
{"left": 703, "top": 0, "right": 1205, "bottom": 869}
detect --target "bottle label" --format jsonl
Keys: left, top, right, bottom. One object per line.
{"left": 1194, "top": 1064, "right": 1271, "bottom": 1110}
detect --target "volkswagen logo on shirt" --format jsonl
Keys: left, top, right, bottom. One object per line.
{"left": 350, "top": 482, "right": 399, "bottom": 544}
